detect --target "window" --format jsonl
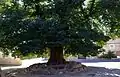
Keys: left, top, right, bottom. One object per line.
{"left": 109, "top": 44, "right": 115, "bottom": 50}
{"left": 110, "top": 45, "right": 114, "bottom": 47}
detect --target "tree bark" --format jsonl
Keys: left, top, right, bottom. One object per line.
{"left": 47, "top": 46, "right": 66, "bottom": 65}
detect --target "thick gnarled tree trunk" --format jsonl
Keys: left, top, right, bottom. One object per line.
{"left": 47, "top": 46, "right": 66, "bottom": 65}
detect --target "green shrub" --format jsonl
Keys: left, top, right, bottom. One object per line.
{"left": 99, "top": 51, "right": 117, "bottom": 59}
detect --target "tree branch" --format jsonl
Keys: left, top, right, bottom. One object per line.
{"left": 79, "top": 2, "right": 87, "bottom": 19}
{"left": 89, "top": 0, "right": 96, "bottom": 17}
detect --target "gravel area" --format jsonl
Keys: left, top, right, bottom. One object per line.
{"left": 3, "top": 67, "right": 120, "bottom": 77}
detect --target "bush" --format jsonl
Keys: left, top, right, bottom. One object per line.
{"left": 99, "top": 51, "right": 117, "bottom": 59}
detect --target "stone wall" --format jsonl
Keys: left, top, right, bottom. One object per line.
{"left": 0, "top": 57, "right": 21, "bottom": 66}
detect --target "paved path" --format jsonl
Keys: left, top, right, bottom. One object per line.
{"left": 2, "top": 58, "right": 120, "bottom": 70}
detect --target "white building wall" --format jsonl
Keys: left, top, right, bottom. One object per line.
{"left": 103, "top": 39, "right": 120, "bottom": 56}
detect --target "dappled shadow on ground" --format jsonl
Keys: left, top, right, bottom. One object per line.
{"left": 83, "top": 67, "right": 120, "bottom": 77}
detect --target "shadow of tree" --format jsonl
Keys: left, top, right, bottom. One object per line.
{"left": 2, "top": 66, "right": 120, "bottom": 77}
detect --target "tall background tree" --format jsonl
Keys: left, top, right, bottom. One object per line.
{"left": 0, "top": 0, "right": 119, "bottom": 65}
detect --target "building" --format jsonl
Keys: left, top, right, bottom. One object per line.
{"left": 103, "top": 38, "right": 120, "bottom": 57}
{"left": 0, "top": 52, "right": 3, "bottom": 58}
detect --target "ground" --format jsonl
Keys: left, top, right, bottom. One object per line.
{"left": 2, "top": 58, "right": 120, "bottom": 77}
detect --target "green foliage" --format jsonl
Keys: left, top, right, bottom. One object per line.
{"left": 0, "top": 0, "right": 120, "bottom": 57}
{"left": 87, "top": 48, "right": 105, "bottom": 56}
{"left": 98, "top": 0, "right": 120, "bottom": 38}
{"left": 21, "top": 51, "right": 49, "bottom": 60}
{"left": 99, "top": 51, "right": 117, "bottom": 59}
{"left": 64, "top": 53, "right": 78, "bottom": 59}
{"left": 21, "top": 53, "right": 38, "bottom": 60}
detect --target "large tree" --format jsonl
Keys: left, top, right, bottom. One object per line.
{"left": 0, "top": 0, "right": 119, "bottom": 65}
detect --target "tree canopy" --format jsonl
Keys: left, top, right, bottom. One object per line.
{"left": 0, "top": 0, "right": 120, "bottom": 64}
